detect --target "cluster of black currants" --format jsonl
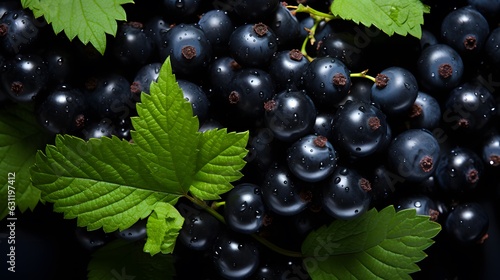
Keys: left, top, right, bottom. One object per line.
{"left": 2, "top": 0, "right": 500, "bottom": 279}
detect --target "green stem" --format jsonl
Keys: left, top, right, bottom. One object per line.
{"left": 183, "top": 194, "right": 304, "bottom": 259}
{"left": 294, "top": 4, "right": 337, "bottom": 21}
{"left": 350, "top": 70, "right": 377, "bottom": 83}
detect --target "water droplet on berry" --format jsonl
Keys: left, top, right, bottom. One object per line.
{"left": 240, "top": 202, "right": 247, "bottom": 211}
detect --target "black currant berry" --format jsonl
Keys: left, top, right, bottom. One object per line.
{"left": 114, "top": 219, "right": 147, "bottom": 242}
{"left": 267, "top": 49, "right": 309, "bottom": 91}
{"left": 130, "top": 62, "right": 161, "bottom": 99}
{"left": 110, "top": 21, "right": 154, "bottom": 67}
{"left": 286, "top": 134, "right": 337, "bottom": 183}
{"left": 224, "top": 183, "right": 266, "bottom": 234}
{"left": 177, "top": 79, "right": 210, "bottom": 124}
{"left": 211, "top": 230, "right": 260, "bottom": 279}
{"left": 435, "top": 146, "right": 484, "bottom": 195}
{"left": 36, "top": 84, "right": 87, "bottom": 135}
{"left": 441, "top": 5, "right": 489, "bottom": 57}
{"left": 331, "top": 100, "right": 389, "bottom": 158}
{"left": 417, "top": 43, "right": 464, "bottom": 92}
{"left": 407, "top": 91, "right": 442, "bottom": 130}
{"left": 262, "top": 162, "right": 310, "bottom": 216}
{"left": 198, "top": 9, "right": 234, "bottom": 55}
{"left": 85, "top": 73, "right": 134, "bottom": 121}
{"left": 0, "top": 8, "right": 43, "bottom": 55}
{"left": 158, "top": 23, "right": 212, "bottom": 76}
{"left": 322, "top": 166, "right": 372, "bottom": 220}
{"left": 227, "top": 67, "right": 275, "bottom": 121}
{"left": 263, "top": 89, "right": 316, "bottom": 143}
{"left": 370, "top": 66, "right": 419, "bottom": 116}
{"left": 301, "top": 56, "right": 351, "bottom": 108}
{"left": 228, "top": 23, "right": 278, "bottom": 68}
{"left": 178, "top": 210, "right": 221, "bottom": 251}
{"left": 445, "top": 202, "right": 489, "bottom": 244}
{"left": 396, "top": 194, "right": 439, "bottom": 221}
{"left": 442, "top": 82, "right": 496, "bottom": 135}
{"left": 0, "top": 53, "right": 49, "bottom": 103}
{"left": 386, "top": 129, "right": 441, "bottom": 183}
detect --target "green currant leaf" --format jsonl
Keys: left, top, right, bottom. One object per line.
{"left": 190, "top": 128, "right": 249, "bottom": 200}
{"left": 0, "top": 103, "right": 52, "bottom": 220}
{"left": 144, "top": 202, "right": 184, "bottom": 255}
{"left": 88, "top": 239, "right": 175, "bottom": 280}
{"left": 21, "top": 0, "right": 134, "bottom": 54}
{"left": 31, "top": 134, "right": 180, "bottom": 232}
{"left": 302, "top": 205, "right": 441, "bottom": 279}
{"left": 30, "top": 57, "right": 249, "bottom": 252}
{"left": 131, "top": 59, "right": 199, "bottom": 196}
{"left": 330, "top": 0, "right": 430, "bottom": 38}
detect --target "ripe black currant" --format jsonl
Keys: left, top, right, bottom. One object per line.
{"left": 224, "top": 183, "right": 266, "bottom": 234}
{"left": 36, "top": 84, "right": 87, "bottom": 135}
{"left": 301, "top": 56, "right": 351, "bottom": 108}
{"left": 228, "top": 23, "right": 278, "bottom": 68}
{"left": 387, "top": 129, "right": 441, "bottom": 183}
{"left": 263, "top": 89, "right": 316, "bottom": 143}
{"left": 321, "top": 166, "right": 372, "bottom": 220}
{"left": 286, "top": 134, "right": 337, "bottom": 183}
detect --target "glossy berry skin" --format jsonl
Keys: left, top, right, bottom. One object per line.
{"left": 114, "top": 219, "right": 147, "bottom": 242}
{"left": 322, "top": 166, "right": 372, "bottom": 220}
{"left": 287, "top": 134, "right": 337, "bottom": 182}
{"left": 227, "top": 68, "right": 274, "bottom": 120}
{"left": 130, "top": 62, "right": 161, "bottom": 99}
{"left": 198, "top": 9, "right": 234, "bottom": 55}
{"left": 407, "top": 91, "right": 442, "bottom": 130}
{"left": 387, "top": 129, "right": 441, "bottom": 182}
{"left": 85, "top": 73, "right": 134, "bottom": 121}
{"left": 263, "top": 89, "right": 316, "bottom": 142}
{"left": 43, "top": 44, "right": 78, "bottom": 86}
{"left": 228, "top": 23, "right": 278, "bottom": 68}
{"left": 262, "top": 162, "right": 309, "bottom": 216}
{"left": 110, "top": 21, "right": 154, "bottom": 67}
{"left": 267, "top": 49, "right": 309, "bottom": 91}
{"left": 232, "top": 0, "right": 280, "bottom": 23}
{"left": 485, "top": 27, "right": 500, "bottom": 67}
{"left": 301, "top": 57, "right": 351, "bottom": 108}
{"left": 269, "top": 3, "right": 302, "bottom": 48}
{"left": 36, "top": 85, "right": 87, "bottom": 134}
{"left": 1, "top": 53, "right": 48, "bottom": 103}
{"left": 208, "top": 56, "right": 241, "bottom": 99}
{"left": 144, "top": 15, "right": 170, "bottom": 53}
{"left": 0, "top": 9, "right": 41, "bottom": 55}
{"left": 177, "top": 79, "right": 210, "bottom": 123}
{"left": 416, "top": 43, "right": 464, "bottom": 92}
{"left": 178, "top": 210, "right": 221, "bottom": 251}
{"left": 159, "top": 23, "right": 212, "bottom": 76}
{"left": 81, "top": 119, "right": 115, "bottom": 140}
{"left": 317, "top": 32, "right": 363, "bottom": 70}
{"left": 435, "top": 147, "right": 484, "bottom": 195}
{"left": 482, "top": 132, "right": 500, "bottom": 168}
{"left": 313, "top": 113, "right": 334, "bottom": 140}
{"left": 332, "top": 100, "right": 389, "bottom": 158}
{"left": 441, "top": 5, "right": 489, "bottom": 56}
{"left": 445, "top": 202, "right": 489, "bottom": 244}
{"left": 211, "top": 231, "right": 260, "bottom": 280}
{"left": 442, "top": 82, "right": 496, "bottom": 134}
{"left": 468, "top": 0, "right": 500, "bottom": 20}
{"left": 224, "top": 183, "right": 266, "bottom": 234}
{"left": 395, "top": 194, "right": 439, "bottom": 221}
{"left": 370, "top": 66, "right": 418, "bottom": 116}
